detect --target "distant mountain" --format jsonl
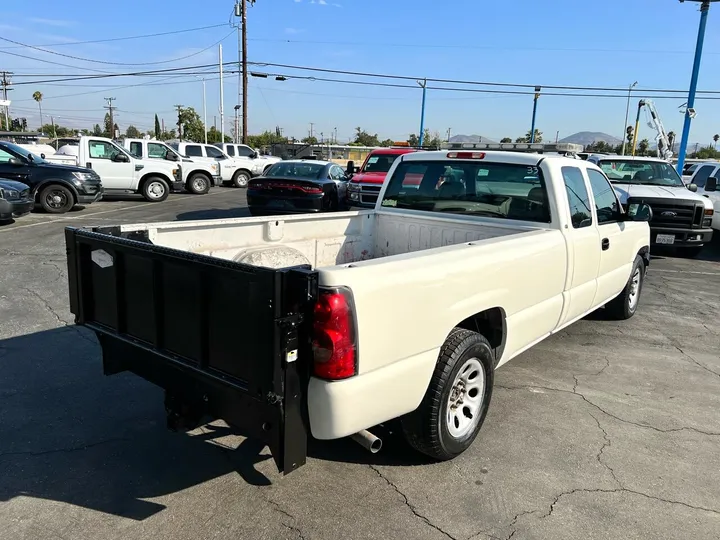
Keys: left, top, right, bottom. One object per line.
{"left": 449, "top": 134, "right": 497, "bottom": 144}
{"left": 559, "top": 132, "right": 623, "bottom": 146}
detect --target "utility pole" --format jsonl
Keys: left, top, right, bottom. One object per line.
{"left": 219, "top": 44, "right": 225, "bottom": 142}
{"left": 334, "top": 127, "right": 338, "bottom": 144}
{"left": 175, "top": 105, "right": 184, "bottom": 141}
{"left": 1, "top": 71, "right": 12, "bottom": 131}
{"left": 675, "top": 0, "right": 718, "bottom": 173}
{"left": 417, "top": 79, "right": 427, "bottom": 147}
{"left": 235, "top": 0, "right": 253, "bottom": 144}
{"left": 530, "top": 86, "right": 541, "bottom": 144}
{"left": 234, "top": 105, "right": 241, "bottom": 143}
{"left": 104, "top": 97, "right": 116, "bottom": 139}
{"left": 309, "top": 122, "right": 315, "bottom": 139}
{"left": 621, "top": 81, "right": 638, "bottom": 155}
{"left": 555, "top": 130, "right": 560, "bottom": 143}
{"left": 446, "top": 128, "right": 452, "bottom": 143}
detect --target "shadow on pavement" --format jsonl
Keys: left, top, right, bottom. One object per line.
{"left": 0, "top": 326, "right": 425, "bottom": 520}
{"left": 651, "top": 235, "right": 720, "bottom": 263}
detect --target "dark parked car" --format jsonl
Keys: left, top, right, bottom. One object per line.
{"left": 246, "top": 159, "right": 349, "bottom": 216}
{"left": 0, "top": 179, "right": 33, "bottom": 222}
{"left": 0, "top": 141, "right": 103, "bottom": 214}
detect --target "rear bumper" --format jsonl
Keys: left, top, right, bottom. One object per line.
{"left": 0, "top": 198, "right": 33, "bottom": 220}
{"left": 651, "top": 226, "right": 713, "bottom": 247}
{"left": 247, "top": 191, "right": 325, "bottom": 214}
{"left": 307, "top": 349, "right": 438, "bottom": 440}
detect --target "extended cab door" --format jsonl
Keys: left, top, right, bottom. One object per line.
{"left": 556, "top": 165, "right": 601, "bottom": 326}
{"left": 86, "top": 139, "right": 135, "bottom": 189}
{"left": 586, "top": 168, "right": 636, "bottom": 306}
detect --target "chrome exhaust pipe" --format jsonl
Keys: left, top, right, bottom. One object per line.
{"left": 350, "top": 429, "right": 382, "bottom": 453}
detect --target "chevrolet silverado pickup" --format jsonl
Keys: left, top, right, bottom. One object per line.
{"left": 64, "top": 150, "right": 652, "bottom": 475}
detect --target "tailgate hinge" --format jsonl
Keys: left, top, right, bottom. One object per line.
{"left": 276, "top": 313, "right": 303, "bottom": 328}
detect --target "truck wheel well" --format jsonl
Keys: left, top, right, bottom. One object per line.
{"left": 34, "top": 180, "right": 78, "bottom": 204}
{"left": 140, "top": 173, "right": 171, "bottom": 188}
{"left": 186, "top": 170, "right": 211, "bottom": 181}
{"left": 455, "top": 307, "right": 506, "bottom": 366}
{"left": 638, "top": 246, "right": 650, "bottom": 267}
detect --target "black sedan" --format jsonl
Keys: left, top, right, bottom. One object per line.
{"left": 0, "top": 179, "right": 33, "bottom": 223}
{"left": 246, "top": 159, "right": 349, "bottom": 216}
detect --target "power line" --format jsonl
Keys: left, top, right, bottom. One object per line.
{"left": 0, "top": 24, "right": 229, "bottom": 49}
{"left": 0, "top": 31, "right": 235, "bottom": 67}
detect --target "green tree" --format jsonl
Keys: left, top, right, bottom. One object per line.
{"left": 407, "top": 129, "right": 442, "bottom": 148}
{"left": 92, "top": 124, "right": 102, "bottom": 136}
{"left": 301, "top": 135, "right": 318, "bottom": 145}
{"left": 125, "top": 125, "right": 141, "bottom": 138}
{"left": 407, "top": 133, "right": 419, "bottom": 146}
{"left": 500, "top": 137, "right": 512, "bottom": 143}
{"left": 154, "top": 114, "right": 161, "bottom": 138}
{"left": 351, "top": 127, "right": 380, "bottom": 147}
{"left": 177, "top": 107, "right": 205, "bottom": 142}
{"left": 713, "top": 134, "right": 719, "bottom": 149}
{"left": 103, "top": 113, "right": 112, "bottom": 137}
{"left": 379, "top": 139, "right": 395, "bottom": 147}
{"left": 695, "top": 146, "right": 720, "bottom": 160}
{"left": 525, "top": 129, "right": 543, "bottom": 142}
{"left": 515, "top": 136, "right": 527, "bottom": 143}
{"left": 32, "top": 91, "right": 43, "bottom": 130}
{"left": 638, "top": 138, "right": 650, "bottom": 156}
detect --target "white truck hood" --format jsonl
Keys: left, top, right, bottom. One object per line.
{"left": 613, "top": 183, "right": 713, "bottom": 210}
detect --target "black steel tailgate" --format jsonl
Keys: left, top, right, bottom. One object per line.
{"left": 65, "top": 226, "right": 318, "bottom": 475}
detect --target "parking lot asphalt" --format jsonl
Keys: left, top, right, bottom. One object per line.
{"left": 1, "top": 189, "right": 719, "bottom": 540}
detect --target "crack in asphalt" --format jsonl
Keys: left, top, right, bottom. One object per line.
{"left": 23, "top": 287, "right": 71, "bottom": 327}
{"left": 369, "top": 464, "right": 460, "bottom": 540}
{"left": 540, "top": 487, "right": 720, "bottom": 520}
{"left": 41, "top": 261, "right": 67, "bottom": 284}
{"left": 0, "top": 437, "right": 129, "bottom": 459}
{"left": 588, "top": 413, "right": 621, "bottom": 487}
{"left": 498, "top": 509, "right": 539, "bottom": 540}
{"left": 266, "top": 498, "right": 307, "bottom": 540}
{"left": 496, "top": 383, "right": 720, "bottom": 437}
{"left": 674, "top": 345, "right": 720, "bottom": 379}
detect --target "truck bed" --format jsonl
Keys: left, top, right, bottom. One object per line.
{"left": 96, "top": 210, "right": 543, "bottom": 270}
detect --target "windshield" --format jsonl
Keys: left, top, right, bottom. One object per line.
{"left": 266, "top": 162, "right": 325, "bottom": 179}
{"left": 381, "top": 160, "right": 551, "bottom": 223}
{"left": 362, "top": 154, "right": 401, "bottom": 173}
{"left": 598, "top": 160, "right": 684, "bottom": 187}
{"left": 2, "top": 142, "right": 47, "bottom": 164}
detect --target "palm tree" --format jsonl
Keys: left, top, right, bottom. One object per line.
{"left": 32, "top": 91, "right": 43, "bottom": 132}
{"left": 713, "top": 134, "right": 719, "bottom": 149}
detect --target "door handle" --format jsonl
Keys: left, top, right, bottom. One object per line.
{"left": 602, "top": 238, "right": 610, "bottom": 250}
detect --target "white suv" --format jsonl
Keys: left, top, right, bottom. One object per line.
{"left": 215, "top": 143, "right": 280, "bottom": 175}
{"left": 169, "top": 142, "right": 260, "bottom": 188}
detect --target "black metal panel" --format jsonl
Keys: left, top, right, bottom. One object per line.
{"left": 64, "top": 226, "right": 319, "bottom": 475}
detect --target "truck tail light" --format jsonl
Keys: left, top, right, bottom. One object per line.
{"left": 447, "top": 152, "right": 485, "bottom": 159}
{"left": 312, "top": 287, "right": 357, "bottom": 380}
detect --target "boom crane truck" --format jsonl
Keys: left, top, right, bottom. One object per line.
{"left": 631, "top": 99, "right": 674, "bottom": 161}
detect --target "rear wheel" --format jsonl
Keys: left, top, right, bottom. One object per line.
{"left": 141, "top": 177, "right": 169, "bottom": 202}
{"left": 232, "top": 170, "right": 250, "bottom": 188}
{"left": 39, "top": 184, "right": 74, "bottom": 214}
{"left": 187, "top": 173, "right": 211, "bottom": 195}
{"left": 401, "top": 328, "right": 494, "bottom": 461}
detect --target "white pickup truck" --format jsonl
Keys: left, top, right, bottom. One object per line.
{"left": 214, "top": 143, "right": 281, "bottom": 174}
{"left": 169, "top": 142, "right": 261, "bottom": 188}
{"left": 43, "top": 136, "right": 183, "bottom": 202}
{"left": 122, "top": 138, "right": 221, "bottom": 195}
{"left": 685, "top": 162, "right": 720, "bottom": 232}
{"left": 65, "top": 150, "right": 651, "bottom": 475}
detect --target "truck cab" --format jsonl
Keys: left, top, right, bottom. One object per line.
{"left": 169, "top": 142, "right": 261, "bottom": 188}
{"left": 587, "top": 155, "right": 714, "bottom": 256}
{"left": 123, "top": 138, "right": 221, "bottom": 195}
{"left": 46, "top": 136, "right": 183, "bottom": 203}
{"left": 346, "top": 148, "right": 419, "bottom": 208}
{"left": 686, "top": 162, "right": 720, "bottom": 232}
{"left": 215, "top": 143, "right": 280, "bottom": 174}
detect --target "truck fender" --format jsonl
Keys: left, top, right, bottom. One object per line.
{"left": 139, "top": 171, "right": 172, "bottom": 187}
{"left": 32, "top": 178, "right": 80, "bottom": 202}
{"left": 453, "top": 307, "right": 507, "bottom": 367}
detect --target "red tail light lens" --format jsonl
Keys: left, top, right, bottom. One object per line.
{"left": 312, "top": 288, "right": 357, "bottom": 380}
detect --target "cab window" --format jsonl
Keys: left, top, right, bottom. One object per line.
{"left": 185, "top": 145, "right": 203, "bottom": 157}
{"left": 225, "top": 145, "right": 235, "bottom": 156}
{"left": 587, "top": 169, "right": 621, "bottom": 224}
{"left": 88, "top": 140, "right": 119, "bottom": 160}
{"left": 205, "top": 146, "right": 226, "bottom": 159}
{"left": 237, "top": 145, "right": 255, "bottom": 158}
{"left": 129, "top": 142, "right": 142, "bottom": 158}
{"left": 147, "top": 143, "right": 168, "bottom": 159}
{"left": 562, "top": 166, "right": 593, "bottom": 228}
{"left": 692, "top": 165, "right": 716, "bottom": 188}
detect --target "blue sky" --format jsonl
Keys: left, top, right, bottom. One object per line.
{"left": 2, "top": 0, "right": 720, "bottom": 146}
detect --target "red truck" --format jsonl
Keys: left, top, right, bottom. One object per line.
{"left": 346, "top": 147, "right": 419, "bottom": 208}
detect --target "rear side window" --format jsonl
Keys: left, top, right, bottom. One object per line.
{"left": 225, "top": 145, "right": 235, "bottom": 156}
{"left": 129, "top": 141, "right": 142, "bottom": 158}
{"left": 381, "top": 160, "right": 551, "bottom": 223}
{"left": 692, "top": 165, "right": 716, "bottom": 188}
{"left": 561, "top": 166, "right": 593, "bottom": 228}
{"left": 185, "top": 145, "right": 203, "bottom": 157}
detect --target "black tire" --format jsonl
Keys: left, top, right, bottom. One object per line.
{"left": 605, "top": 255, "right": 645, "bottom": 320}
{"left": 140, "top": 176, "right": 169, "bottom": 203}
{"left": 232, "top": 170, "right": 251, "bottom": 188}
{"left": 39, "top": 184, "right": 74, "bottom": 214}
{"left": 186, "top": 173, "right": 211, "bottom": 195}
{"left": 401, "top": 328, "right": 495, "bottom": 461}
{"left": 325, "top": 191, "right": 339, "bottom": 212}
{"left": 680, "top": 246, "right": 704, "bottom": 258}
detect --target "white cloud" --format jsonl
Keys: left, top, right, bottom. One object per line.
{"left": 27, "top": 17, "right": 76, "bottom": 27}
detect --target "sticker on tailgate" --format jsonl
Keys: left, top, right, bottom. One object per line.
{"left": 91, "top": 249, "right": 114, "bottom": 268}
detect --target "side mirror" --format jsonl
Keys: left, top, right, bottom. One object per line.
{"left": 346, "top": 160, "right": 355, "bottom": 176}
{"left": 706, "top": 177, "right": 717, "bottom": 192}
{"left": 8, "top": 157, "right": 24, "bottom": 166}
{"left": 165, "top": 151, "right": 178, "bottom": 161}
{"left": 252, "top": 151, "right": 259, "bottom": 159}
{"left": 626, "top": 202, "right": 653, "bottom": 222}
{"left": 688, "top": 183, "right": 698, "bottom": 193}
{"left": 112, "top": 152, "right": 130, "bottom": 163}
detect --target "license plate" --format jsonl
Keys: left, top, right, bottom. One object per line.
{"left": 656, "top": 234, "right": 675, "bottom": 245}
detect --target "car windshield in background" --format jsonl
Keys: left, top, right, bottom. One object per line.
{"left": 381, "top": 160, "right": 551, "bottom": 223}
{"left": 598, "top": 160, "right": 684, "bottom": 187}
{"left": 2, "top": 142, "right": 46, "bottom": 164}
{"left": 267, "top": 162, "right": 325, "bottom": 179}
{"left": 363, "top": 154, "right": 400, "bottom": 173}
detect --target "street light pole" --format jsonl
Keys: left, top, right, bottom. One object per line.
{"left": 196, "top": 76, "right": 207, "bottom": 144}
{"left": 530, "top": 86, "right": 541, "bottom": 143}
{"left": 417, "top": 79, "right": 427, "bottom": 147}
{"left": 621, "top": 81, "right": 638, "bottom": 155}
{"left": 676, "top": 0, "right": 718, "bottom": 173}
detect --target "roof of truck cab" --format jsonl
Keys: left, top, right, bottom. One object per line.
{"left": 400, "top": 150, "right": 559, "bottom": 166}
{"left": 591, "top": 155, "right": 670, "bottom": 163}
